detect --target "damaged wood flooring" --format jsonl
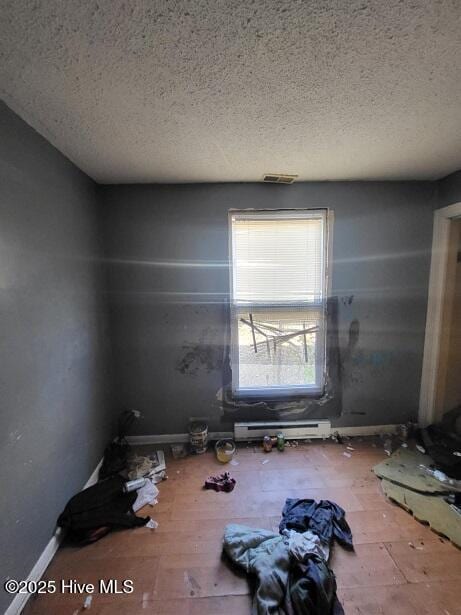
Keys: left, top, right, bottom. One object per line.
{"left": 24, "top": 439, "right": 461, "bottom": 615}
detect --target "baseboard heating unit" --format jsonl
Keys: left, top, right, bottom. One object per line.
{"left": 234, "top": 420, "right": 331, "bottom": 441}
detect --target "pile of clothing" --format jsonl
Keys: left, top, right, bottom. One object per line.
{"left": 57, "top": 475, "right": 155, "bottom": 543}
{"left": 223, "top": 499, "right": 353, "bottom": 615}
{"left": 418, "top": 405, "right": 461, "bottom": 479}
{"left": 57, "top": 410, "right": 161, "bottom": 544}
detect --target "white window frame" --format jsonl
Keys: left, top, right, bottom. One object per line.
{"left": 228, "top": 208, "right": 332, "bottom": 399}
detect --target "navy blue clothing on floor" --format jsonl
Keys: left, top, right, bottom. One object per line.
{"left": 279, "top": 499, "right": 354, "bottom": 550}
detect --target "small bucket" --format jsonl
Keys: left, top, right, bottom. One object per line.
{"left": 189, "top": 422, "right": 208, "bottom": 454}
{"left": 215, "top": 439, "right": 236, "bottom": 464}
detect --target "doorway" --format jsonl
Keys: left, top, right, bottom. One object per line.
{"left": 419, "top": 202, "right": 461, "bottom": 426}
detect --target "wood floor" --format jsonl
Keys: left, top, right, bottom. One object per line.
{"left": 24, "top": 438, "right": 461, "bottom": 614}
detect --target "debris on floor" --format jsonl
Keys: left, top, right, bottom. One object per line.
{"left": 57, "top": 409, "right": 163, "bottom": 544}
{"left": 383, "top": 438, "right": 393, "bottom": 456}
{"left": 373, "top": 446, "right": 456, "bottom": 494}
{"left": 204, "top": 471, "right": 236, "bottom": 492}
{"left": 99, "top": 408, "right": 140, "bottom": 480}
{"left": 397, "top": 423, "right": 409, "bottom": 442}
{"left": 132, "top": 478, "right": 159, "bottom": 512}
{"left": 419, "top": 465, "right": 461, "bottom": 488}
{"left": 373, "top": 441, "right": 461, "bottom": 547}
{"left": 223, "top": 498, "right": 352, "bottom": 613}
{"left": 263, "top": 435, "right": 273, "bottom": 452}
{"left": 446, "top": 493, "right": 461, "bottom": 514}
{"left": 379, "top": 478, "right": 461, "bottom": 547}
{"left": 277, "top": 431, "right": 285, "bottom": 451}
{"left": 124, "top": 477, "right": 146, "bottom": 493}
{"left": 126, "top": 450, "right": 166, "bottom": 480}
{"left": 259, "top": 433, "right": 292, "bottom": 452}
{"left": 170, "top": 443, "right": 188, "bottom": 459}
{"left": 215, "top": 439, "right": 236, "bottom": 463}
{"left": 418, "top": 406, "right": 461, "bottom": 479}
{"left": 150, "top": 470, "right": 167, "bottom": 484}
{"left": 83, "top": 594, "right": 93, "bottom": 609}
{"left": 189, "top": 421, "right": 208, "bottom": 454}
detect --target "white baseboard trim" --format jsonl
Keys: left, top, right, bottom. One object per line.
{"left": 126, "top": 431, "right": 233, "bottom": 445}
{"left": 333, "top": 424, "right": 399, "bottom": 437}
{"left": 5, "top": 457, "right": 103, "bottom": 615}
{"left": 127, "top": 425, "right": 398, "bottom": 446}
{"left": 83, "top": 457, "right": 104, "bottom": 490}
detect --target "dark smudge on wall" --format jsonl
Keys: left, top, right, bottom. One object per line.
{"left": 177, "top": 327, "right": 224, "bottom": 375}
{"left": 216, "top": 297, "right": 342, "bottom": 421}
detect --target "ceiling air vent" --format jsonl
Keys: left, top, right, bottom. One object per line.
{"left": 263, "top": 173, "right": 298, "bottom": 184}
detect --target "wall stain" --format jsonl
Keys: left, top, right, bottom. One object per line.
{"left": 341, "top": 318, "right": 361, "bottom": 388}
{"left": 342, "top": 319, "right": 360, "bottom": 365}
{"left": 177, "top": 343, "right": 223, "bottom": 376}
{"left": 217, "top": 296, "right": 343, "bottom": 420}
{"left": 177, "top": 327, "right": 224, "bottom": 376}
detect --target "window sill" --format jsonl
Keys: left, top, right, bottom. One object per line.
{"left": 232, "top": 386, "right": 324, "bottom": 402}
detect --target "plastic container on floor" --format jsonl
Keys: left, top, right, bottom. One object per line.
{"left": 189, "top": 422, "right": 208, "bottom": 454}
{"left": 215, "top": 439, "right": 236, "bottom": 463}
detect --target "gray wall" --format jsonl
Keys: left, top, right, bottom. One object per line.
{"left": 438, "top": 170, "right": 461, "bottom": 207}
{"left": 0, "top": 102, "right": 112, "bottom": 613}
{"left": 99, "top": 181, "right": 437, "bottom": 435}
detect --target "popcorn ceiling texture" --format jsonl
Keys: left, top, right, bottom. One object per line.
{"left": 1, "top": 0, "right": 461, "bottom": 183}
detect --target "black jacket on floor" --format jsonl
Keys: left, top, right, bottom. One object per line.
{"left": 287, "top": 555, "right": 345, "bottom": 615}
{"left": 279, "top": 499, "right": 353, "bottom": 551}
{"left": 57, "top": 475, "right": 149, "bottom": 542}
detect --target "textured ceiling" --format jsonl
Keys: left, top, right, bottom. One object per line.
{"left": 1, "top": 0, "right": 461, "bottom": 183}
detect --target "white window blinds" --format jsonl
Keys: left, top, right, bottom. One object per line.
{"left": 231, "top": 211, "right": 326, "bottom": 304}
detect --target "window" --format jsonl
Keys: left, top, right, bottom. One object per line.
{"left": 229, "top": 209, "right": 330, "bottom": 398}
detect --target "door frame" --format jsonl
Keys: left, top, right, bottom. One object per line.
{"left": 419, "top": 201, "right": 461, "bottom": 426}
